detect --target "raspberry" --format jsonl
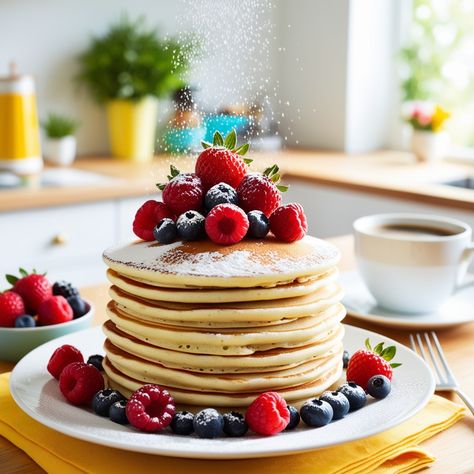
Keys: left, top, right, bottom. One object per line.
{"left": 126, "top": 384, "right": 175, "bottom": 432}
{"left": 195, "top": 147, "right": 247, "bottom": 190}
{"left": 59, "top": 362, "right": 104, "bottom": 405}
{"left": 7, "top": 270, "right": 52, "bottom": 314}
{"left": 0, "top": 291, "right": 26, "bottom": 327}
{"left": 37, "top": 295, "right": 73, "bottom": 326}
{"left": 245, "top": 392, "right": 290, "bottom": 435}
{"left": 47, "top": 344, "right": 84, "bottom": 380}
{"left": 346, "top": 339, "right": 401, "bottom": 390}
{"left": 269, "top": 203, "right": 308, "bottom": 242}
{"left": 133, "top": 200, "right": 174, "bottom": 241}
{"left": 205, "top": 204, "right": 249, "bottom": 245}
{"left": 237, "top": 173, "right": 281, "bottom": 217}
{"left": 162, "top": 173, "right": 204, "bottom": 215}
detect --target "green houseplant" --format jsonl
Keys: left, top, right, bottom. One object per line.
{"left": 77, "top": 16, "right": 190, "bottom": 161}
{"left": 42, "top": 113, "right": 80, "bottom": 166}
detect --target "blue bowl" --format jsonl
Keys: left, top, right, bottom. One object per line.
{"left": 162, "top": 127, "right": 206, "bottom": 154}
{"left": 203, "top": 115, "right": 248, "bottom": 143}
{"left": 0, "top": 301, "right": 94, "bottom": 363}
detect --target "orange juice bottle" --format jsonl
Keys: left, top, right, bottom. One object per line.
{"left": 0, "top": 63, "right": 42, "bottom": 175}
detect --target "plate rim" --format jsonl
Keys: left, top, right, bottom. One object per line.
{"left": 341, "top": 270, "right": 474, "bottom": 329}
{"left": 9, "top": 324, "right": 435, "bottom": 460}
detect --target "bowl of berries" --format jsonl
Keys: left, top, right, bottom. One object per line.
{"left": 0, "top": 269, "right": 93, "bottom": 362}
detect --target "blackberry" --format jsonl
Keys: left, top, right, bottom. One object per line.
{"left": 53, "top": 281, "right": 79, "bottom": 299}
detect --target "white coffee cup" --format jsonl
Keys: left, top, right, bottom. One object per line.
{"left": 353, "top": 213, "right": 474, "bottom": 314}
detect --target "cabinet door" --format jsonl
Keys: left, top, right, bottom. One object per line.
{"left": 0, "top": 201, "right": 115, "bottom": 285}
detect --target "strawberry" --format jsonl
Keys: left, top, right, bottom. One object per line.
{"left": 195, "top": 130, "right": 251, "bottom": 190}
{"left": 346, "top": 339, "right": 401, "bottom": 390}
{"left": 270, "top": 203, "right": 308, "bottom": 242}
{"left": 6, "top": 269, "right": 52, "bottom": 314}
{"left": 0, "top": 291, "right": 26, "bottom": 327}
{"left": 132, "top": 200, "right": 174, "bottom": 241}
{"left": 237, "top": 164, "right": 288, "bottom": 217}
{"left": 157, "top": 166, "right": 204, "bottom": 215}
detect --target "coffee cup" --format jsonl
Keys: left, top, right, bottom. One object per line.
{"left": 353, "top": 213, "right": 474, "bottom": 314}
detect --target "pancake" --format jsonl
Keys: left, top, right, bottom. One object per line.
{"left": 103, "top": 320, "right": 344, "bottom": 373}
{"left": 106, "top": 301, "right": 345, "bottom": 355}
{"left": 103, "top": 235, "right": 340, "bottom": 288}
{"left": 106, "top": 267, "right": 338, "bottom": 303}
{"left": 108, "top": 282, "right": 343, "bottom": 325}
{"left": 104, "top": 357, "right": 344, "bottom": 406}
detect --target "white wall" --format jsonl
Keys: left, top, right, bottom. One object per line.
{"left": 0, "top": 0, "right": 276, "bottom": 155}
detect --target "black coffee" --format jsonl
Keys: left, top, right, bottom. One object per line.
{"left": 373, "top": 224, "right": 458, "bottom": 238}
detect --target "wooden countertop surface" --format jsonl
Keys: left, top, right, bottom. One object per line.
{"left": 1, "top": 235, "right": 473, "bottom": 473}
{"left": 0, "top": 150, "right": 473, "bottom": 213}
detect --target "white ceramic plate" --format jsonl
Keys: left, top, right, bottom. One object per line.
{"left": 10, "top": 325, "right": 434, "bottom": 460}
{"left": 341, "top": 270, "right": 474, "bottom": 329}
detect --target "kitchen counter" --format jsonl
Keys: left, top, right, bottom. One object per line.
{"left": 0, "top": 150, "right": 473, "bottom": 213}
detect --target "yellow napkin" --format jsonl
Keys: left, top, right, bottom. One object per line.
{"left": 0, "top": 373, "right": 464, "bottom": 474}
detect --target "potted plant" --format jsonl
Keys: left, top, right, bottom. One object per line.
{"left": 403, "top": 103, "right": 451, "bottom": 163}
{"left": 42, "top": 113, "right": 80, "bottom": 166}
{"left": 77, "top": 16, "right": 189, "bottom": 162}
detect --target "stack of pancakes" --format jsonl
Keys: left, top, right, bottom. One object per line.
{"left": 102, "top": 236, "right": 345, "bottom": 407}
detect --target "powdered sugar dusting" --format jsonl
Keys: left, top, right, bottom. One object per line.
{"left": 104, "top": 236, "right": 339, "bottom": 279}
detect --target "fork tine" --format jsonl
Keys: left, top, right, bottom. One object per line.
{"left": 430, "top": 331, "right": 455, "bottom": 380}
{"left": 423, "top": 332, "right": 445, "bottom": 383}
{"left": 409, "top": 334, "right": 418, "bottom": 354}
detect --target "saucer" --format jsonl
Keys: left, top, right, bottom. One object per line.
{"left": 340, "top": 270, "right": 474, "bottom": 329}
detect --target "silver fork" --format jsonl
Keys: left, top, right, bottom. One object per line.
{"left": 409, "top": 331, "right": 474, "bottom": 415}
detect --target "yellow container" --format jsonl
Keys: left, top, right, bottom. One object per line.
{"left": 0, "top": 71, "right": 42, "bottom": 174}
{"left": 106, "top": 97, "right": 158, "bottom": 162}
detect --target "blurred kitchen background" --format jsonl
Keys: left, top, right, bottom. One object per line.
{"left": 1, "top": 0, "right": 473, "bottom": 285}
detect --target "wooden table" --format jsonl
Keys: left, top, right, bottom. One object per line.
{"left": 1, "top": 235, "right": 473, "bottom": 473}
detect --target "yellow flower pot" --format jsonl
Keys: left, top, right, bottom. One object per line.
{"left": 106, "top": 97, "right": 158, "bottom": 162}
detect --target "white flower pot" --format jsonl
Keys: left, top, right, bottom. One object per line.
{"left": 43, "top": 136, "right": 77, "bottom": 166}
{"left": 411, "top": 130, "right": 449, "bottom": 163}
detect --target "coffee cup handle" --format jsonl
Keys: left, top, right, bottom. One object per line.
{"left": 456, "top": 242, "right": 474, "bottom": 289}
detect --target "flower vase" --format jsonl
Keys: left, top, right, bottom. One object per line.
{"left": 411, "top": 130, "right": 449, "bottom": 163}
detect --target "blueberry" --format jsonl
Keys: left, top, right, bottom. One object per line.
{"left": 193, "top": 408, "right": 224, "bottom": 438}
{"left": 53, "top": 280, "right": 79, "bottom": 299}
{"left": 285, "top": 405, "right": 300, "bottom": 430}
{"left": 205, "top": 182, "right": 238, "bottom": 212}
{"left": 337, "top": 382, "right": 367, "bottom": 411}
{"left": 87, "top": 354, "right": 104, "bottom": 371}
{"left": 342, "top": 350, "right": 350, "bottom": 369}
{"left": 300, "top": 399, "right": 333, "bottom": 427}
{"left": 247, "top": 210, "right": 269, "bottom": 239}
{"left": 223, "top": 411, "right": 248, "bottom": 437}
{"left": 109, "top": 399, "right": 129, "bottom": 425}
{"left": 367, "top": 375, "right": 391, "bottom": 399}
{"left": 67, "top": 295, "right": 88, "bottom": 318}
{"left": 14, "top": 314, "right": 36, "bottom": 328}
{"left": 170, "top": 411, "right": 194, "bottom": 435}
{"left": 153, "top": 218, "right": 177, "bottom": 244}
{"left": 176, "top": 211, "right": 205, "bottom": 241}
{"left": 319, "top": 391, "right": 350, "bottom": 420}
{"left": 92, "top": 389, "right": 126, "bottom": 417}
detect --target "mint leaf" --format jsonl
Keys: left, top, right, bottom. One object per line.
{"left": 213, "top": 131, "right": 224, "bottom": 146}
{"left": 224, "top": 129, "right": 237, "bottom": 150}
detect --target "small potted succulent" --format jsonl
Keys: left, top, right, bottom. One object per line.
{"left": 42, "top": 113, "right": 80, "bottom": 166}
{"left": 404, "top": 103, "right": 450, "bottom": 163}
{"left": 77, "top": 16, "right": 189, "bottom": 162}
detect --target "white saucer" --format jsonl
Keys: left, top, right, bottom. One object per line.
{"left": 10, "top": 325, "right": 434, "bottom": 459}
{"left": 341, "top": 270, "right": 474, "bottom": 329}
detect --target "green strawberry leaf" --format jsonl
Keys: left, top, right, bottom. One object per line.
{"left": 213, "top": 131, "right": 224, "bottom": 146}
{"left": 224, "top": 129, "right": 237, "bottom": 150}
{"left": 156, "top": 183, "right": 166, "bottom": 191}
{"left": 381, "top": 345, "right": 396, "bottom": 361}
{"left": 390, "top": 362, "right": 402, "bottom": 368}
{"left": 277, "top": 184, "right": 289, "bottom": 192}
{"left": 373, "top": 342, "right": 385, "bottom": 355}
{"left": 5, "top": 274, "right": 18, "bottom": 286}
{"left": 234, "top": 143, "right": 249, "bottom": 156}
{"left": 19, "top": 268, "right": 28, "bottom": 277}
{"left": 365, "top": 338, "right": 372, "bottom": 351}
{"left": 270, "top": 173, "right": 281, "bottom": 183}
{"left": 201, "top": 140, "right": 212, "bottom": 149}
{"left": 243, "top": 158, "right": 253, "bottom": 165}
{"left": 263, "top": 164, "right": 278, "bottom": 177}
{"left": 168, "top": 164, "right": 180, "bottom": 179}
